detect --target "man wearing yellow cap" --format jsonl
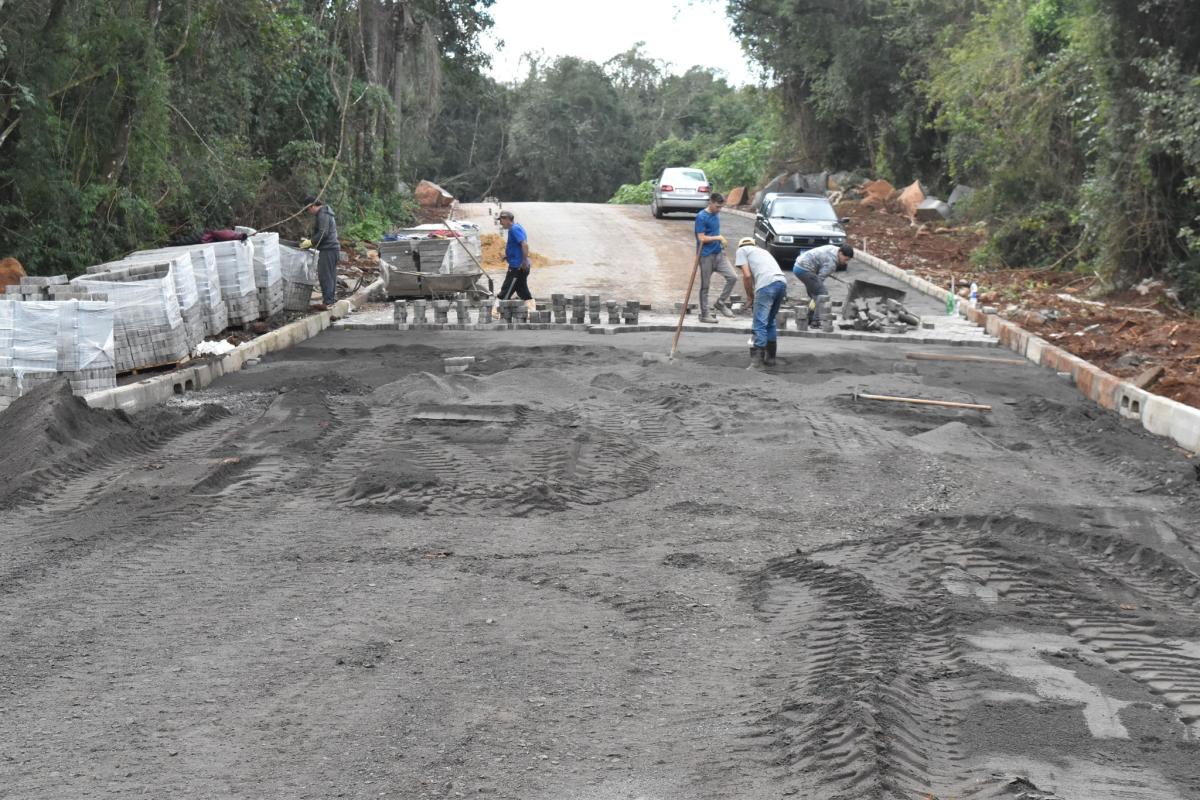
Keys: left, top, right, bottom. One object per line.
{"left": 733, "top": 236, "right": 788, "bottom": 368}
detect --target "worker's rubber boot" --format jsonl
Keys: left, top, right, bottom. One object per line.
{"left": 764, "top": 340, "right": 777, "bottom": 367}
{"left": 716, "top": 300, "right": 735, "bottom": 318}
{"left": 747, "top": 346, "right": 764, "bottom": 370}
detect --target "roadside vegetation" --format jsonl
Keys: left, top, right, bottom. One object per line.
{"left": 728, "top": 0, "right": 1200, "bottom": 306}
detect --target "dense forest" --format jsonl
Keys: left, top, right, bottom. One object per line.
{"left": 1, "top": 1, "right": 1199, "bottom": 306}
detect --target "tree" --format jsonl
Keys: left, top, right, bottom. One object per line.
{"left": 506, "top": 57, "right": 638, "bottom": 202}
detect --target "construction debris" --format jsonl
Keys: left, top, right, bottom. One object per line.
{"left": 841, "top": 280, "right": 923, "bottom": 333}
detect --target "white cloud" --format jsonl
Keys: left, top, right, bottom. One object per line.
{"left": 483, "top": 0, "right": 762, "bottom": 86}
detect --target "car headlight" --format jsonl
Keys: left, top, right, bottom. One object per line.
{"left": 831, "top": 237, "right": 845, "bottom": 244}
{"left": 775, "top": 235, "right": 794, "bottom": 244}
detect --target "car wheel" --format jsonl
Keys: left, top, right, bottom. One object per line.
{"left": 652, "top": 200, "right": 664, "bottom": 219}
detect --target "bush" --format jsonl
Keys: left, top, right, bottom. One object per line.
{"left": 698, "top": 137, "right": 772, "bottom": 192}
{"left": 640, "top": 137, "right": 702, "bottom": 182}
{"left": 608, "top": 180, "right": 654, "bottom": 205}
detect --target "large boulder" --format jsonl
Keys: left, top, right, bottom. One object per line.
{"left": 897, "top": 180, "right": 926, "bottom": 218}
{"left": 915, "top": 197, "right": 951, "bottom": 222}
{"left": 801, "top": 171, "right": 830, "bottom": 194}
{"left": 947, "top": 184, "right": 976, "bottom": 209}
{"left": 725, "top": 186, "right": 747, "bottom": 207}
{"left": 760, "top": 172, "right": 788, "bottom": 195}
{"left": 414, "top": 179, "right": 454, "bottom": 208}
{"left": 0, "top": 256, "right": 26, "bottom": 290}
{"left": 784, "top": 172, "right": 805, "bottom": 193}
{"left": 828, "top": 170, "right": 862, "bottom": 191}
{"left": 860, "top": 179, "right": 895, "bottom": 209}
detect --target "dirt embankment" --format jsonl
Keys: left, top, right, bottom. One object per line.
{"left": 841, "top": 201, "right": 1200, "bottom": 408}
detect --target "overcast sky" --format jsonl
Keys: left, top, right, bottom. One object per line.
{"left": 483, "top": 0, "right": 760, "bottom": 86}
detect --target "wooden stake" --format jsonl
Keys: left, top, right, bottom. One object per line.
{"left": 905, "top": 352, "right": 1026, "bottom": 366}
{"left": 853, "top": 391, "right": 992, "bottom": 412}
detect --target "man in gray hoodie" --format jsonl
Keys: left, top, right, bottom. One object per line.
{"left": 301, "top": 195, "right": 340, "bottom": 308}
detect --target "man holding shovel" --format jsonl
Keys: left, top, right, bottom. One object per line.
{"left": 694, "top": 193, "right": 737, "bottom": 323}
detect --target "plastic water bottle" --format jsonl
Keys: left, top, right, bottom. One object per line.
{"left": 969, "top": 282, "right": 978, "bottom": 308}
{"left": 946, "top": 278, "right": 956, "bottom": 316}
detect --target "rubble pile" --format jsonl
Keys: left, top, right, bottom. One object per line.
{"left": 843, "top": 296, "right": 923, "bottom": 333}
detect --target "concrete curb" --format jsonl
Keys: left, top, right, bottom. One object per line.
{"left": 856, "top": 249, "right": 1200, "bottom": 455}
{"left": 84, "top": 279, "right": 384, "bottom": 413}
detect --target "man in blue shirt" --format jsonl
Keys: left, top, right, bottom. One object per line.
{"left": 497, "top": 210, "right": 532, "bottom": 301}
{"left": 694, "top": 193, "right": 737, "bottom": 323}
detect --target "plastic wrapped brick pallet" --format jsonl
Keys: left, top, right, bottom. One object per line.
{"left": 132, "top": 244, "right": 228, "bottom": 336}
{"left": 279, "top": 243, "right": 317, "bottom": 311}
{"left": 207, "top": 239, "right": 259, "bottom": 326}
{"left": 73, "top": 264, "right": 188, "bottom": 372}
{"left": 0, "top": 300, "right": 116, "bottom": 405}
{"left": 250, "top": 232, "right": 285, "bottom": 319}
{"left": 99, "top": 252, "right": 206, "bottom": 350}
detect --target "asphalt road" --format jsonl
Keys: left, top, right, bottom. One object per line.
{"left": 2, "top": 206, "right": 1200, "bottom": 799}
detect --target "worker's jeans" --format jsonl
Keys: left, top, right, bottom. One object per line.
{"left": 499, "top": 267, "right": 532, "bottom": 300}
{"left": 317, "top": 248, "right": 339, "bottom": 305}
{"left": 699, "top": 252, "right": 736, "bottom": 315}
{"left": 752, "top": 280, "right": 788, "bottom": 348}
{"left": 792, "top": 265, "right": 830, "bottom": 325}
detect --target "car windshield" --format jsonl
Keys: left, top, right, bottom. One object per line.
{"left": 767, "top": 198, "right": 837, "bottom": 221}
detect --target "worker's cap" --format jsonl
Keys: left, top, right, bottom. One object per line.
{"left": 738, "top": 237, "right": 755, "bottom": 248}
{"left": 301, "top": 195, "right": 319, "bottom": 207}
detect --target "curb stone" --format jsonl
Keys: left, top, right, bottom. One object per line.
{"left": 856, "top": 249, "right": 1200, "bottom": 455}
{"left": 83, "top": 279, "right": 383, "bottom": 414}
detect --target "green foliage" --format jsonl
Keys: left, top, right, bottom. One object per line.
{"left": 731, "top": 0, "right": 1200, "bottom": 303}
{"left": 641, "top": 137, "right": 702, "bottom": 182}
{"left": 608, "top": 181, "right": 654, "bottom": 205}
{"left": 506, "top": 57, "right": 639, "bottom": 203}
{"left": 699, "top": 137, "right": 772, "bottom": 192}
{"left": 0, "top": 1, "right": 495, "bottom": 274}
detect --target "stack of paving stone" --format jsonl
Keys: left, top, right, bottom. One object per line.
{"left": 91, "top": 252, "right": 206, "bottom": 351}
{"left": 250, "top": 232, "right": 285, "bottom": 320}
{"left": 132, "top": 244, "right": 228, "bottom": 336}
{"left": 278, "top": 242, "right": 317, "bottom": 311}
{"left": 207, "top": 240, "right": 259, "bottom": 326}
{"left": 72, "top": 262, "right": 189, "bottom": 373}
{"left": 2, "top": 275, "right": 109, "bottom": 302}
{"left": 0, "top": 293, "right": 117, "bottom": 409}
{"left": 390, "top": 296, "right": 642, "bottom": 328}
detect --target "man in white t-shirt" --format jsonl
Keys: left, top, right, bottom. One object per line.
{"left": 734, "top": 237, "right": 788, "bottom": 368}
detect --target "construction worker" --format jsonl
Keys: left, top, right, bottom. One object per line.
{"left": 300, "top": 195, "right": 340, "bottom": 310}
{"left": 735, "top": 237, "right": 788, "bottom": 367}
{"left": 497, "top": 210, "right": 533, "bottom": 301}
{"left": 694, "top": 192, "right": 736, "bottom": 323}
{"left": 793, "top": 243, "right": 852, "bottom": 328}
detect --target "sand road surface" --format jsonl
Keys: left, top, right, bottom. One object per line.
{"left": 2, "top": 325, "right": 1199, "bottom": 799}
